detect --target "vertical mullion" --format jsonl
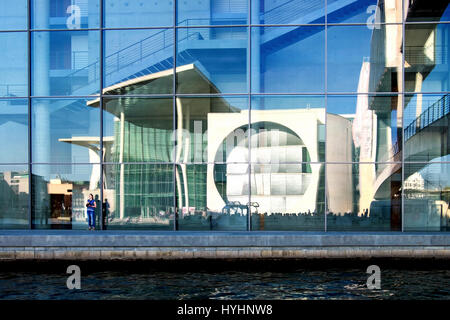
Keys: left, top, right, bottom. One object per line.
{"left": 173, "top": 1, "right": 178, "bottom": 231}
{"left": 401, "top": 0, "right": 405, "bottom": 232}
{"left": 27, "top": 0, "right": 32, "bottom": 229}
{"left": 99, "top": 0, "right": 104, "bottom": 230}
{"left": 247, "top": 0, "right": 252, "bottom": 231}
{"left": 324, "top": 0, "right": 328, "bottom": 232}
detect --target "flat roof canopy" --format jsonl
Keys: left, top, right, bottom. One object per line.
{"left": 87, "top": 64, "right": 237, "bottom": 123}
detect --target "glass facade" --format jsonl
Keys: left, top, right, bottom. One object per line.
{"left": 0, "top": 0, "right": 449, "bottom": 232}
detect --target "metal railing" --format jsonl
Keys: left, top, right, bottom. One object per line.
{"left": 405, "top": 45, "right": 447, "bottom": 65}
{"left": 212, "top": 0, "right": 247, "bottom": 13}
{"left": 404, "top": 94, "right": 450, "bottom": 141}
{"left": 0, "top": 84, "right": 27, "bottom": 97}
{"left": 66, "top": 18, "right": 248, "bottom": 90}
{"left": 72, "top": 51, "right": 89, "bottom": 69}
{"left": 260, "top": 0, "right": 329, "bottom": 25}
{"left": 38, "top": 0, "right": 326, "bottom": 93}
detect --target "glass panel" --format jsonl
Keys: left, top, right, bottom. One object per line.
{"left": 32, "top": 30, "right": 100, "bottom": 96}
{"left": 103, "top": 98, "right": 173, "bottom": 163}
{"left": 178, "top": 163, "right": 249, "bottom": 231}
{"left": 0, "top": 0, "right": 28, "bottom": 30}
{"left": 251, "top": 26, "right": 325, "bottom": 93}
{"left": 254, "top": 0, "right": 325, "bottom": 25}
{"left": 251, "top": 96, "right": 325, "bottom": 162}
{"left": 250, "top": 163, "right": 325, "bottom": 231}
{"left": 32, "top": 0, "right": 100, "bottom": 29}
{"left": 404, "top": 162, "right": 450, "bottom": 231}
{"left": 405, "top": 0, "right": 450, "bottom": 23}
{"left": 103, "top": 29, "right": 174, "bottom": 94}
{"left": 177, "top": 163, "right": 245, "bottom": 231}
{"left": 32, "top": 164, "right": 100, "bottom": 229}
{"left": 326, "top": 163, "right": 402, "bottom": 231}
{"left": 327, "top": 24, "right": 402, "bottom": 93}
{"left": 0, "top": 32, "right": 28, "bottom": 98}
{"left": 404, "top": 94, "right": 449, "bottom": 162}
{"left": 175, "top": 96, "right": 248, "bottom": 164}
{"left": 327, "top": 0, "right": 402, "bottom": 24}
{"left": 31, "top": 99, "right": 100, "bottom": 163}
{"left": 104, "top": 0, "right": 173, "bottom": 28}
{"left": 103, "top": 163, "right": 175, "bottom": 230}
{"left": 327, "top": 95, "right": 402, "bottom": 163}
{"left": 177, "top": 0, "right": 247, "bottom": 26}
{"left": 0, "top": 165, "right": 29, "bottom": 229}
{"left": 405, "top": 23, "right": 450, "bottom": 93}
{"left": 176, "top": 27, "right": 248, "bottom": 94}
{"left": 0, "top": 99, "right": 28, "bottom": 163}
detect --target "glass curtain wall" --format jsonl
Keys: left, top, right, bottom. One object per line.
{"left": 0, "top": 0, "right": 449, "bottom": 231}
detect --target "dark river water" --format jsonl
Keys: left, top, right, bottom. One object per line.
{"left": 0, "top": 260, "right": 448, "bottom": 300}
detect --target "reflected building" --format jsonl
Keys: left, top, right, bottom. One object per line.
{"left": 0, "top": 170, "right": 29, "bottom": 228}
{"left": 0, "top": 0, "right": 449, "bottom": 232}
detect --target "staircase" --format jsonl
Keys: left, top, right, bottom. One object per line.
{"left": 66, "top": 0, "right": 357, "bottom": 95}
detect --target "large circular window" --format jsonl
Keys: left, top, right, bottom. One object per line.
{"left": 213, "top": 122, "right": 312, "bottom": 213}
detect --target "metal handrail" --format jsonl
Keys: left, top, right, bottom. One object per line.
{"left": 53, "top": 0, "right": 326, "bottom": 91}
{"left": 405, "top": 45, "right": 447, "bottom": 65}
{"left": 67, "top": 0, "right": 320, "bottom": 83}
{"left": 0, "top": 84, "right": 28, "bottom": 97}
{"left": 66, "top": 18, "right": 205, "bottom": 84}
{"left": 260, "top": 0, "right": 329, "bottom": 24}
{"left": 404, "top": 94, "right": 450, "bottom": 141}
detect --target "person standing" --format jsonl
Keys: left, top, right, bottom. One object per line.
{"left": 86, "top": 194, "right": 96, "bottom": 231}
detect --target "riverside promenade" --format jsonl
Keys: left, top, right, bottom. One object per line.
{"left": 0, "top": 231, "right": 450, "bottom": 260}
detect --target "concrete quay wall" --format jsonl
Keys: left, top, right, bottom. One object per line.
{"left": 0, "top": 231, "right": 449, "bottom": 260}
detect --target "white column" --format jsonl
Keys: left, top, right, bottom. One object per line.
{"left": 119, "top": 112, "right": 125, "bottom": 219}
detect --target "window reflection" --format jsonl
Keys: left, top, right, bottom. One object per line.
{"left": 255, "top": 0, "right": 325, "bottom": 25}
{"left": 103, "top": 29, "right": 174, "bottom": 93}
{"left": 252, "top": 26, "right": 325, "bottom": 93}
{"left": 250, "top": 163, "right": 325, "bottom": 231}
{"left": 405, "top": 0, "right": 450, "bottom": 22}
{"left": 177, "top": 0, "right": 247, "bottom": 26}
{"left": 32, "top": 164, "right": 100, "bottom": 229}
{"left": 32, "top": 0, "right": 100, "bottom": 30}
{"left": 176, "top": 27, "right": 248, "bottom": 94}
{"left": 105, "top": 0, "right": 173, "bottom": 28}
{"left": 0, "top": 0, "right": 27, "bottom": 30}
{"left": 327, "top": 95, "right": 402, "bottom": 163}
{"left": 32, "top": 31, "right": 100, "bottom": 96}
{"left": 404, "top": 162, "right": 450, "bottom": 231}
{"left": 327, "top": 163, "right": 402, "bottom": 231}
{"left": 177, "top": 163, "right": 250, "bottom": 231}
{"left": 103, "top": 164, "right": 174, "bottom": 230}
{"left": 327, "top": 0, "right": 402, "bottom": 24}
{"left": 176, "top": 96, "right": 248, "bottom": 164}
{"left": 404, "top": 94, "right": 449, "bottom": 162}
{"left": 252, "top": 96, "right": 325, "bottom": 162}
{"left": 327, "top": 24, "right": 402, "bottom": 93}
{"left": 0, "top": 165, "right": 29, "bottom": 229}
{"left": 405, "top": 24, "right": 450, "bottom": 93}
{"left": 0, "top": 99, "right": 28, "bottom": 163}
{"left": 0, "top": 32, "right": 28, "bottom": 98}
{"left": 102, "top": 98, "right": 173, "bottom": 163}
{"left": 32, "top": 99, "right": 100, "bottom": 163}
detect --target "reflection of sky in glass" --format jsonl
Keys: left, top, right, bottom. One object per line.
{"left": 252, "top": 96, "right": 324, "bottom": 110}
{"left": 33, "top": 164, "right": 96, "bottom": 183}
{"left": 327, "top": 25, "right": 372, "bottom": 92}
{"left": 404, "top": 94, "right": 445, "bottom": 126}
{"left": 0, "top": 100, "right": 28, "bottom": 163}
{"left": 418, "top": 162, "right": 450, "bottom": 189}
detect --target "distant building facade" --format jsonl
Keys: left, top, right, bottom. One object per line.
{"left": 0, "top": 0, "right": 449, "bottom": 232}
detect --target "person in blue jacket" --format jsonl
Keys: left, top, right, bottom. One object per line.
{"left": 86, "top": 194, "right": 97, "bottom": 231}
